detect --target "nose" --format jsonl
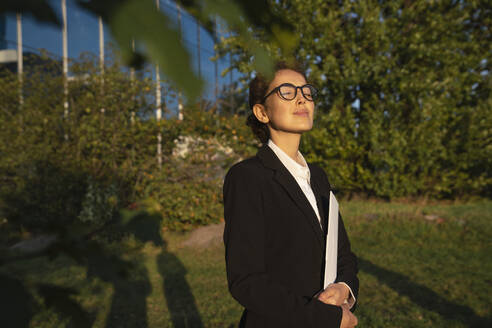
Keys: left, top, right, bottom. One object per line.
{"left": 296, "top": 88, "right": 306, "bottom": 104}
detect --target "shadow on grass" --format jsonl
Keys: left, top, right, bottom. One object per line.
{"left": 86, "top": 231, "right": 153, "bottom": 328}
{"left": 358, "top": 258, "right": 491, "bottom": 327}
{"left": 157, "top": 247, "right": 204, "bottom": 328}
{"left": 87, "top": 251, "right": 151, "bottom": 328}
{"left": 111, "top": 209, "right": 204, "bottom": 327}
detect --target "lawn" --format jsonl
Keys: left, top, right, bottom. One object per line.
{"left": 2, "top": 200, "right": 491, "bottom": 327}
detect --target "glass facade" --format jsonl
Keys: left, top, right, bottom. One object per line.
{"left": 0, "top": 0, "right": 239, "bottom": 115}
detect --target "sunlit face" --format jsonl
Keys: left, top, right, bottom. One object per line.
{"left": 253, "top": 69, "right": 315, "bottom": 137}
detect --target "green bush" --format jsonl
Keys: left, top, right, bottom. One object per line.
{"left": 0, "top": 52, "right": 255, "bottom": 234}
{"left": 138, "top": 110, "right": 251, "bottom": 231}
{"left": 1, "top": 160, "right": 88, "bottom": 230}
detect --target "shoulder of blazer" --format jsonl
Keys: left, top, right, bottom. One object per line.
{"left": 225, "top": 144, "right": 277, "bottom": 179}
{"left": 223, "top": 151, "right": 267, "bottom": 189}
{"left": 225, "top": 154, "right": 264, "bottom": 176}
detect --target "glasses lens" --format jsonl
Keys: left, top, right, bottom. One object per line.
{"left": 278, "top": 84, "right": 296, "bottom": 100}
{"left": 302, "top": 85, "right": 317, "bottom": 101}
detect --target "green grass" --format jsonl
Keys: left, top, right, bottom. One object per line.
{"left": 343, "top": 200, "right": 492, "bottom": 327}
{"left": 2, "top": 200, "right": 491, "bottom": 327}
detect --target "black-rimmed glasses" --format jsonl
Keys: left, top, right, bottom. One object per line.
{"left": 263, "top": 83, "right": 318, "bottom": 102}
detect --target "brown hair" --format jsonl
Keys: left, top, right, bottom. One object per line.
{"left": 247, "top": 61, "right": 308, "bottom": 144}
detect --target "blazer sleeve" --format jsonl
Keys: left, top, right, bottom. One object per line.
{"left": 223, "top": 164, "right": 343, "bottom": 328}
{"left": 335, "top": 213, "right": 359, "bottom": 311}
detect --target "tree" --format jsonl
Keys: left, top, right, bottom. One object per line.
{"left": 217, "top": 0, "right": 491, "bottom": 199}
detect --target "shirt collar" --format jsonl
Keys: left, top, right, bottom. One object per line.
{"left": 267, "top": 139, "right": 310, "bottom": 181}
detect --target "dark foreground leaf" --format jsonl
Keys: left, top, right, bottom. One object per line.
{"left": 0, "top": 273, "right": 33, "bottom": 328}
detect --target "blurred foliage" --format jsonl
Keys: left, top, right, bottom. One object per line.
{"left": 0, "top": 0, "right": 299, "bottom": 99}
{"left": 217, "top": 0, "right": 492, "bottom": 199}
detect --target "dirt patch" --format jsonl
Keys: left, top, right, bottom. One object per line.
{"left": 181, "top": 222, "right": 224, "bottom": 248}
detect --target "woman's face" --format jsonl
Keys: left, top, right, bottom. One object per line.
{"left": 255, "top": 69, "right": 315, "bottom": 136}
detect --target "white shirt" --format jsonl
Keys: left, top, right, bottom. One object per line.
{"left": 267, "top": 139, "right": 356, "bottom": 308}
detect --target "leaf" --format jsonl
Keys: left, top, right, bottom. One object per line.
{"left": 0, "top": 0, "right": 60, "bottom": 26}
{"left": 9, "top": 0, "right": 297, "bottom": 100}
{"left": 180, "top": 0, "right": 297, "bottom": 77}
{"left": 0, "top": 273, "right": 33, "bottom": 328}
{"left": 109, "top": 0, "right": 204, "bottom": 100}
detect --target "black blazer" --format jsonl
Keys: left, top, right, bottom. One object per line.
{"left": 223, "top": 144, "right": 358, "bottom": 328}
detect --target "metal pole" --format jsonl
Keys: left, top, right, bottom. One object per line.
{"left": 130, "top": 38, "right": 135, "bottom": 125}
{"left": 156, "top": 0, "right": 162, "bottom": 168}
{"left": 130, "top": 38, "right": 136, "bottom": 167}
{"left": 62, "top": 0, "right": 69, "bottom": 139}
{"left": 177, "top": 2, "right": 183, "bottom": 120}
{"left": 16, "top": 13, "right": 23, "bottom": 107}
{"left": 214, "top": 18, "right": 218, "bottom": 107}
{"left": 99, "top": 16, "right": 105, "bottom": 114}
{"left": 197, "top": 18, "right": 201, "bottom": 80}
{"left": 197, "top": 17, "right": 201, "bottom": 109}
{"left": 229, "top": 54, "right": 233, "bottom": 113}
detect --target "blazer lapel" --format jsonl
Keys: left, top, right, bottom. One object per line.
{"left": 308, "top": 166, "right": 329, "bottom": 236}
{"left": 256, "top": 145, "right": 324, "bottom": 251}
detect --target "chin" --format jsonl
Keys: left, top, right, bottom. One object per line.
{"left": 271, "top": 121, "right": 313, "bottom": 134}
{"left": 291, "top": 125, "right": 313, "bottom": 133}
{"left": 299, "top": 122, "right": 314, "bottom": 132}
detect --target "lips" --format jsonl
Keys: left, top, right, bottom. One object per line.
{"left": 294, "top": 110, "right": 309, "bottom": 116}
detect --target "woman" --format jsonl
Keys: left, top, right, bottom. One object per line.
{"left": 223, "top": 62, "right": 359, "bottom": 328}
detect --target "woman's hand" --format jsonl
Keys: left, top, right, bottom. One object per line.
{"left": 317, "top": 283, "right": 349, "bottom": 306}
{"left": 340, "top": 303, "right": 358, "bottom": 328}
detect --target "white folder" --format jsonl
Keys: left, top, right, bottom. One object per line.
{"left": 323, "top": 191, "right": 338, "bottom": 289}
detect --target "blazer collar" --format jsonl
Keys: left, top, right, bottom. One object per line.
{"left": 256, "top": 144, "right": 324, "bottom": 250}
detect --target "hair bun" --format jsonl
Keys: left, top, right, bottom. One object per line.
{"left": 246, "top": 113, "right": 269, "bottom": 144}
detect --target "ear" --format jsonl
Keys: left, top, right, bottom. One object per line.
{"left": 253, "top": 104, "right": 270, "bottom": 124}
